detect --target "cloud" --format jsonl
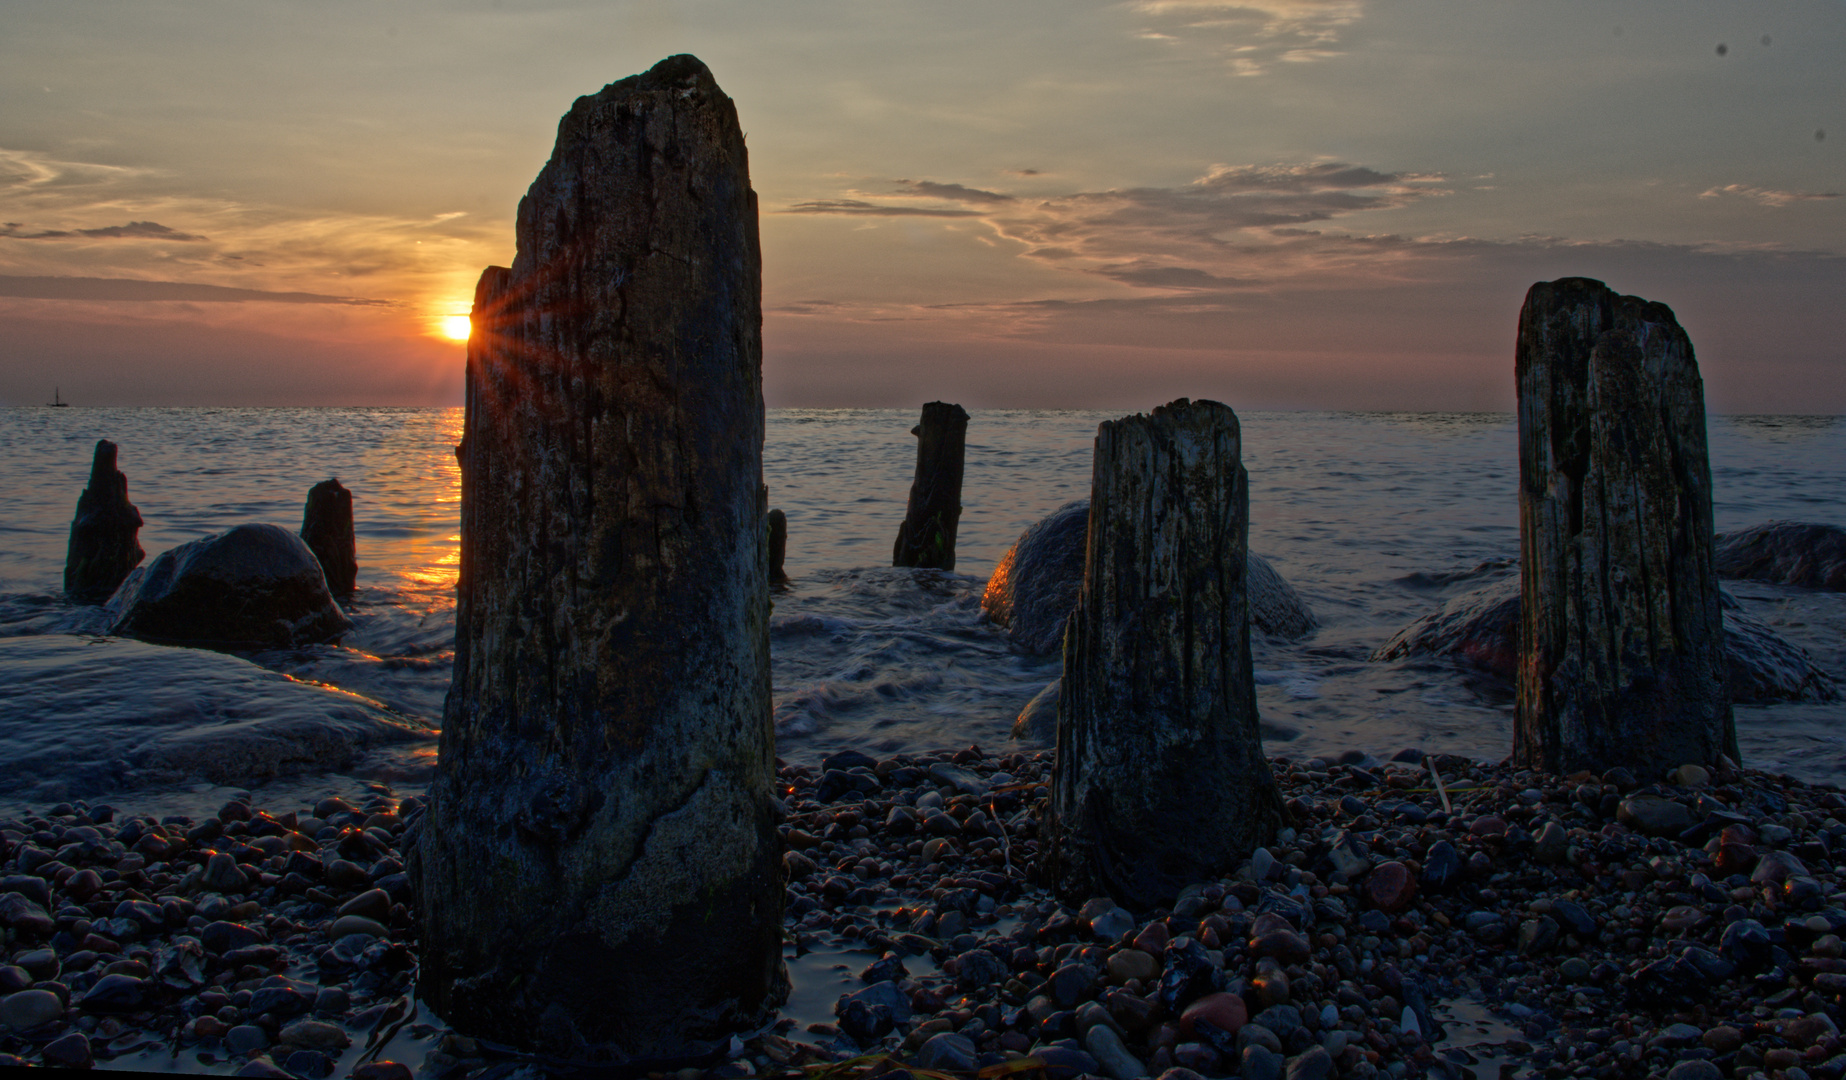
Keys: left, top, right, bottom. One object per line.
{"left": 0, "top": 220, "right": 207, "bottom": 241}
{"left": 0, "top": 275, "right": 390, "bottom": 305}
{"left": 1126, "top": 0, "right": 1367, "bottom": 75}
{"left": 1091, "top": 263, "right": 1259, "bottom": 289}
{"left": 0, "top": 147, "right": 146, "bottom": 191}
{"left": 1700, "top": 184, "right": 1841, "bottom": 207}
{"left": 894, "top": 180, "right": 1014, "bottom": 204}
{"left": 782, "top": 198, "right": 982, "bottom": 218}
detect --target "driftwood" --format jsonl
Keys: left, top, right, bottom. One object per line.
{"left": 411, "top": 55, "right": 784, "bottom": 1058}
{"left": 1513, "top": 278, "right": 1736, "bottom": 776}
{"left": 892, "top": 401, "right": 969, "bottom": 570}
{"left": 768, "top": 508, "right": 789, "bottom": 584}
{"left": 1046, "top": 399, "right": 1283, "bottom": 908}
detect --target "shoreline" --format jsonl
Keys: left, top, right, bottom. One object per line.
{"left": 1, "top": 748, "right": 1844, "bottom": 1080}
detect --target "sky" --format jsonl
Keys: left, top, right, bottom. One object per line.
{"left": 0, "top": 0, "right": 1840, "bottom": 411}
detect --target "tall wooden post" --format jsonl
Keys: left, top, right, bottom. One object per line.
{"left": 1046, "top": 399, "right": 1283, "bottom": 909}
{"left": 410, "top": 55, "right": 784, "bottom": 1059}
{"left": 64, "top": 439, "right": 144, "bottom": 602}
{"left": 892, "top": 401, "right": 968, "bottom": 570}
{"left": 1514, "top": 278, "right": 1736, "bottom": 776}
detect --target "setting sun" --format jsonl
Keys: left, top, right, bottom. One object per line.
{"left": 439, "top": 315, "right": 472, "bottom": 341}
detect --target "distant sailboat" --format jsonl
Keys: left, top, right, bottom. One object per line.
{"left": 48, "top": 387, "right": 69, "bottom": 407}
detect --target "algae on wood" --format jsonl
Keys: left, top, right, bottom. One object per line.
{"left": 411, "top": 55, "right": 784, "bottom": 1059}
{"left": 1046, "top": 398, "right": 1283, "bottom": 909}
{"left": 1514, "top": 277, "right": 1736, "bottom": 776}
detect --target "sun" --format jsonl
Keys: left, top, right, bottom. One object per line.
{"left": 439, "top": 314, "right": 472, "bottom": 341}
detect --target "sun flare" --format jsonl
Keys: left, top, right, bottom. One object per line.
{"left": 439, "top": 314, "right": 472, "bottom": 341}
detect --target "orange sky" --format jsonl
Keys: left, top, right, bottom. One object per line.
{"left": 2, "top": 1, "right": 1841, "bottom": 410}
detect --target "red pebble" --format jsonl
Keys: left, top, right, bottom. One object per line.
{"left": 1365, "top": 860, "right": 1417, "bottom": 912}
{"left": 1178, "top": 991, "right": 1248, "bottom": 1038}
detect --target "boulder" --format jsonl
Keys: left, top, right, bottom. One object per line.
{"left": 983, "top": 499, "right": 1315, "bottom": 653}
{"left": 0, "top": 635, "right": 432, "bottom": 801}
{"left": 1374, "top": 576, "right": 1837, "bottom": 703}
{"left": 110, "top": 523, "right": 352, "bottom": 649}
{"left": 1715, "top": 521, "right": 1846, "bottom": 591}
{"left": 1011, "top": 678, "right": 1060, "bottom": 743}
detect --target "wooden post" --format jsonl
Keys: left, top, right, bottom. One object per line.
{"left": 1514, "top": 277, "right": 1736, "bottom": 776}
{"left": 767, "top": 508, "right": 789, "bottom": 584}
{"left": 892, "top": 401, "right": 969, "bottom": 570}
{"left": 1046, "top": 398, "right": 1283, "bottom": 909}
{"left": 300, "top": 478, "right": 357, "bottom": 595}
{"left": 64, "top": 439, "right": 144, "bottom": 602}
{"left": 410, "top": 55, "right": 784, "bottom": 1059}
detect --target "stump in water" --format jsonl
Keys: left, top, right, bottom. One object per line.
{"left": 892, "top": 401, "right": 969, "bottom": 570}
{"left": 410, "top": 55, "right": 784, "bottom": 1059}
{"left": 1046, "top": 398, "right": 1283, "bottom": 909}
{"left": 1514, "top": 278, "right": 1736, "bottom": 776}
{"left": 767, "top": 508, "right": 789, "bottom": 584}
{"left": 64, "top": 439, "right": 144, "bottom": 602}
{"left": 300, "top": 478, "right": 356, "bottom": 595}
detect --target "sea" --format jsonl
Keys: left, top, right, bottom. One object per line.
{"left": 2, "top": 407, "right": 1843, "bottom": 817}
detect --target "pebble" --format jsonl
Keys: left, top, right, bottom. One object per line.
{"left": 0, "top": 988, "right": 63, "bottom": 1031}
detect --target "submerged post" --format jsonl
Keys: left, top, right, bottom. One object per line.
{"left": 1514, "top": 277, "right": 1735, "bottom": 776}
{"left": 1046, "top": 398, "right": 1283, "bottom": 908}
{"left": 64, "top": 439, "right": 144, "bottom": 602}
{"left": 300, "top": 478, "right": 357, "bottom": 595}
{"left": 892, "top": 401, "right": 969, "bottom": 570}
{"left": 410, "top": 55, "right": 784, "bottom": 1058}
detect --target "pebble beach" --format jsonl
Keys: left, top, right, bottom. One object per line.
{"left": 5, "top": 744, "right": 1846, "bottom": 1080}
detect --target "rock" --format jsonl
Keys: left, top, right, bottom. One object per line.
{"left": 1286, "top": 1047, "right": 1334, "bottom": 1080}
{"left": 1375, "top": 575, "right": 1828, "bottom": 702}
{"left": 200, "top": 920, "right": 264, "bottom": 953}
{"left": 1513, "top": 278, "right": 1734, "bottom": 775}
{"left": 1179, "top": 992, "right": 1248, "bottom": 1038}
{"left": 1364, "top": 861, "right": 1416, "bottom": 912}
{"left": 1108, "top": 949, "right": 1159, "bottom": 983}
{"left": 1047, "top": 400, "right": 1284, "bottom": 908}
{"left": 984, "top": 499, "right": 1316, "bottom": 654}
{"left": 1701, "top": 1026, "right": 1743, "bottom": 1053}
{"left": 1011, "top": 679, "right": 1060, "bottom": 743}
{"left": 279, "top": 1019, "right": 352, "bottom": 1050}
{"left": 300, "top": 479, "right": 357, "bottom": 595}
{"left": 1532, "top": 821, "right": 1568, "bottom": 863}
{"left": 1751, "top": 849, "right": 1810, "bottom": 885}
{"left": 411, "top": 55, "right": 785, "bottom": 1060}
{"left": 892, "top": 402, "right": 969, "bottom": 570}
{"left": 1421, "top": 840, "right": 1463, "bottom": 893}
{"left": 0, "top": 988, "right": 63, "bottom": 1031}
{"left": 40, "top": 1031, "right": 92, "bottom": 1069}
{"left": 76, "top": 973, "right": 148, "bottom": 1011}
{"left": 1084, "top": 1022, "right": 1147, "bottom": 1080}
{"left": 330, "top": 915, "right": 389, "bottom": 940}
{"left": 914, "top": 1032, "right": 977, "bottom": 1072}
{"left": 225, "top": 1024, "right": 269, "bottom": 1053}
{"left": 1242, "top": 1044, "right": 1284, "bottom": 1080}
{"left": 64, "top": 439, "right": 144, "bottom": 602}
{"left": 1715, "top": 520, "right": 1846, "bottom": 590}
{"left": 1616, "top": 795, "right": 1695, "bottom": 837}
{"left": 1250, "top": 929, "right": 1311, "bottom": 966}
{"left": 202, "top": 852, "right": 248, "bottom": 893}
{"left": 927, "top": 761, "right": 987, "bottom": 796}
{"left": 1672, "top": 763, "right": 1710, "bottom": 787}
{"left": 982, "top": 500, "right": 1091, "bottom": 654}
{"left": 1664, "top": 1062, "right": 1722, "bottom": 1080}
{"left": 110, "top": 523, "right": 352, "bottom": 648}
{"left": 954, "top": 948, "right": 1005, "bottom": 989}
{"left": 338, "top": 888, "right": 392, "bottom": 922}
{"left": 284, "top": 1050, "right": 334, "bottom": 1079}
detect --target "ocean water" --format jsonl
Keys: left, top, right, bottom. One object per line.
{"left": 1, "top": 406, "right": 1843, "bottom": 809}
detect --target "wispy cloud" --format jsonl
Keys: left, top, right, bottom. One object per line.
{"left": 783, "top": 198, "right": 983, "bottom": 218}
{"left": 0, "top": 275, "right": 390, "bottom": 305}
{"left": 1, "top": 220, "right": 207, "bottom": 241}
{"left": 894, "top": 180, "right": 1014, "bottom": 204}
{"left": 1127, "top": 0, "right": 1367, "bottom": 75}
{"left": 1700, "top": 183, "right": 1841, "bottom": 207}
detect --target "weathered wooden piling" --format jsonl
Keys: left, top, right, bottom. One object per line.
{"left": 892, "top": 401, "right": 969, "bottom": 570}
{"left": 767, "top": 508, "right": 789, "bottom": 584}
{"left": 1514, "top": 277, "right": 1736, "bottom": 776}
{"left": 410, "top": 55, "right": 784, "bottom": 1058}
{"left": 1046, "top": 398, "right": 1283, "bottom": 908}
{"left": 64, "top": 439, "right": 144, "bottom": 602}
{"left": 300, "top": 478, "right": 356, "bottom": 595}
